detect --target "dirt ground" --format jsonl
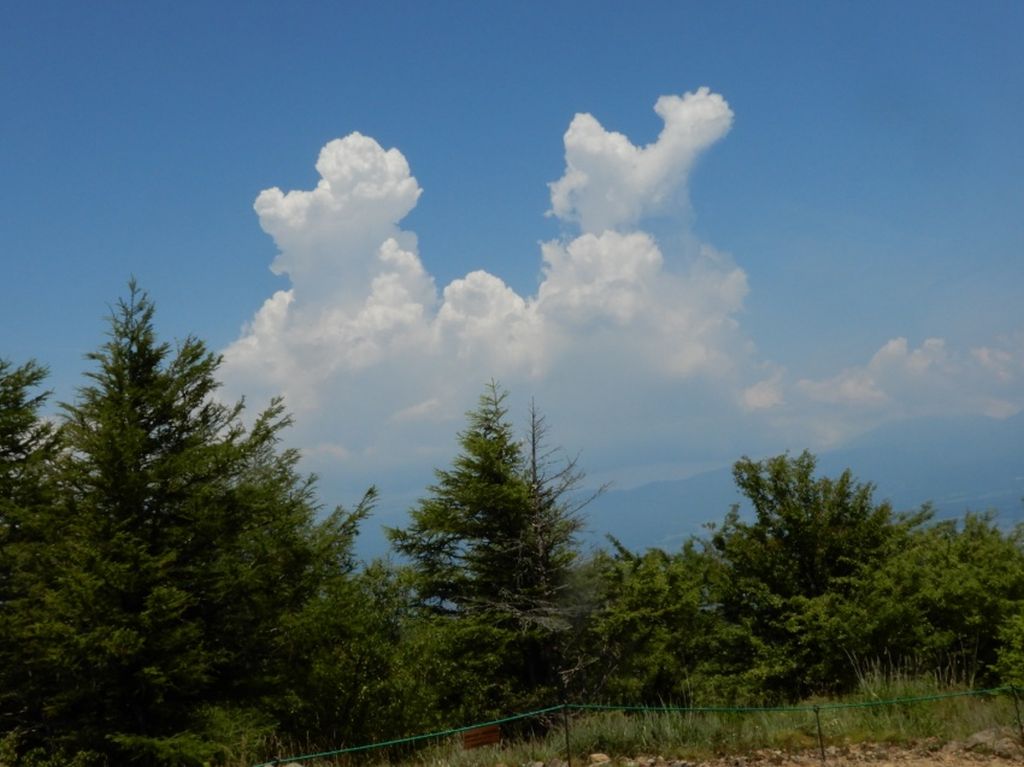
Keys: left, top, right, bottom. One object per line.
{"left": 690, "top": 744, "right": 1019, "bottom": 767}
{"left": 591, "top": 732, "right": 1024, "bottom": 767}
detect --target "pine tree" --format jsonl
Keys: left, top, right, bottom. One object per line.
{"left": 388, "top": 383, "right": 587, "bottom": 715}
{"left": 521, "top": 400, "right": 591, "bottom": 626}
{"left": 14, "top": 283, "right": 371, "bottom": 764}
{"left": 0, "top": 358, "right": 58, "bottom": 742}
{"left": 393, "top": 383, "right": 521, "bottom": 611}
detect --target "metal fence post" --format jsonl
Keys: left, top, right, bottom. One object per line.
{"left": 1011, "top": 685, "right": 1024, "bottom": 746}
{"left": 562, "top": 703, "right": 572, "bottom": 767}
{"left": 813, "top": 705, "right": 826, "bottom": 765}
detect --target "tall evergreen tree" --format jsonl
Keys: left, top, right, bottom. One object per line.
{"left": 521, "top": 401, "right": 590, "bottom": 624}
{"left": 390, "top": 383, "right": 530, "bottom": 616}
{"left": 0, "top": 358, "right": 58, "bottom": 742}
{"left": 388, "top": 383, "right": 586, "bottom": 715}
{"left": 12, "top": 283, "right": 371, "bottom": 765}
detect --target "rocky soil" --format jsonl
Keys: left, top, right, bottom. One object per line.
{"left": 569, "top": 727, "right": 1024, "bottom": 767}
{"left": 277, "top": 728, "right": 1024, "bottom": 767}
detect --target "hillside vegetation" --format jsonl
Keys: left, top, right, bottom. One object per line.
{"left": 2, "top": 285, "right": 1023, "bottom": 766}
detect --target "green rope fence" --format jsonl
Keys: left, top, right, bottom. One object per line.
{"left": 254, "top": 706, "right": 566, "bottom": 767}
{"left": 254, "top": 685, "right": 1022, "bottom": 767}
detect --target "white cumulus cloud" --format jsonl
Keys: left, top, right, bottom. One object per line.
{"left": 549, "top": 87, "right": 733, "bottom": 233}
{"left": 220, "top": 90, "right": 753, "bottom": 491}
{"left": 254, "top": 133, "right": 422, "bottom": 304}
{"left": 219, "top": 89, "right": 1022, "bottom": 516}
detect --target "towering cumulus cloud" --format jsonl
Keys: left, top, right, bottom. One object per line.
{"left": 550, "top": 87, "right": 733, "bottom": 232}
{"left": 255, "top": 134, "right": 422, "bottom": 303}
{"left": 220, "top": 89, "right": 751, "bottom": 479}
{"left": 221, "top": 87, "right": 1023, "bottom": 488}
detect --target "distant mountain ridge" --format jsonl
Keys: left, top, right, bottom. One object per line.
{"left": 583, "top": 412, "right": 1024, "bottom": 552}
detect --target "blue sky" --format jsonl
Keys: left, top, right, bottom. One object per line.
{"left": 3, "top": 1, "right": 1022, "bottom": 523}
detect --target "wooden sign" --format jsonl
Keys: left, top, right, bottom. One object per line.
{"left": 462, "top": 724, "right": 501, "bottom": 750}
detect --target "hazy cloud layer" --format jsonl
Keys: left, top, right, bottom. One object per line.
{"left": 731, "top": 336, "right": 1024, "bottom": 448}
{"left": 220, "top": 89, "right": 1022, "bottom": 497}
{"left": 795, "top": 336, "right": 1024, "bottom": 423}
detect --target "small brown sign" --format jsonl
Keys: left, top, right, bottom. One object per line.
{"left": 462, "top": 724, "right": 501, "bottom": 750}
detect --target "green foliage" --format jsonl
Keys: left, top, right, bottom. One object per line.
{"left": 717, "top": 451, "right": 906, "bottom": 602}
{"left": 267, "top": 549, "right": 439, "bottom": 746}
{"left": 859, "top": 512, "right": 1024, "bottom": 686}
{"left": 389, "top": 383, "right": 586, "bottom": 716}
{"left": 0, "top": 358, "right": 58, "bottom": 741}
{"left": 995, "top": 608, "right": 1024, "bottom": 685}
{"left": 574, "top": 540, "right": 713, "bottom": 704}
{"left": 6, "top": 285, "right": 1024, "bottom": 760}
{"left": 391, "top": 384, "right": 526, "bottom": 612}
{"left": 706, "top": 450, "right": 928, "bottom": 701}
{"left": 0, "top": 358, "right": 54, "bottom": 504}
{"left": 1, "top": 284, "right": 377, "bottom": 764}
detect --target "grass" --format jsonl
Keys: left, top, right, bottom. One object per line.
{"left": 249, "top": 679, "right": 1023, "bottom": 767}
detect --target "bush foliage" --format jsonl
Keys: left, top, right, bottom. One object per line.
{"left": 2, "top": 285, "right": 1022, "bottom": 765}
